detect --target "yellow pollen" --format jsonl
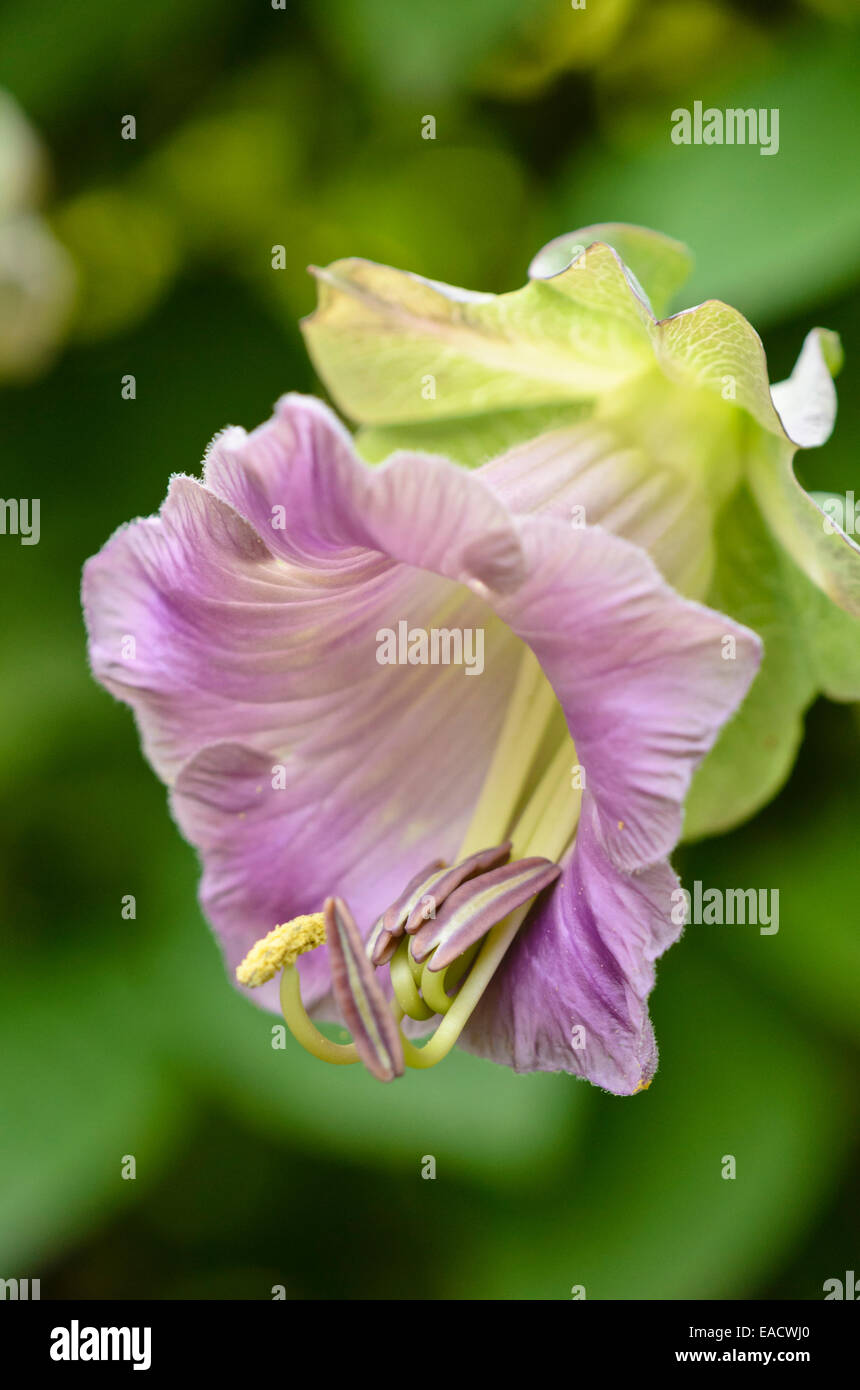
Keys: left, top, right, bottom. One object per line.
{"left": 236, "top": 914, "right": 326, "bottom": 987}
{"left": 633, "top": 1077, "right": 652, "bottom": 1094}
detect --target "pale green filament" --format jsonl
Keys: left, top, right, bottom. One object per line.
{"left": 279, "top": 965, "right": 359, "bottom": 1066}
{"left": 510, "top": 736, "right": 581, "bottom": 860}
{"left": 411, "top": 940, "right": 479, "bottom": 1026}
{"left": 406, "top": 936, "right": 424, "bottom": 986}
{"left": 397, "top": 902, "right": 532, "bottom": 1068}
{"left": 446, "top": 940, "right": 480, "bottom": 992}
{"left": 397, "top": 724, "right": 583, "bottom": 1066}
{"left": 390, "top": 936, "right": 434, "bottom": 1020}
{"left": 518, "top": 744, "right": 582, "bottom": 862}
{"left": 456, "top": 645, "right": 558, "bottom": 859}
{"left": 419, "top": 957, "right": 454, "bottom": 1016}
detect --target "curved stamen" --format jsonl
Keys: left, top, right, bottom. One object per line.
{"left": 367, "top": 858, "right": 447, "bottom": 966}
{"left": 411, "top": 857, "right": 561, "bottom": 971}
{"left": 419, "top": 958, "right": 455, "bottom": 1017}
{"left": 397, "top": 900, "right": 534, "bottom": 1069}
{"left": 405, "top": 937, "right": 424, "bottom": 985}
{"left": 393, "top": 733, "right": 582, "bottom": 1066}
{"left": 279, "top": 966, "right": 359, "bottom": 1067}
{"left": 403, "top": 841, "right": 512, "bottom": 934}
{"left": 327, "top": 897, "right": 404, "bottom": 1082}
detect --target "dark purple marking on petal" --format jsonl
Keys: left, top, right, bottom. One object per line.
{"left": 404, "top": 841, "right": 512, "bottom": 934}
{"left": 326, "top": 898, "right": 404, "bottom": 1082}
{"left": 413, "top": 858, "right": 561, "bottom": 972}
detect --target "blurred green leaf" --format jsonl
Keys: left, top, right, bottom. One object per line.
{"left": 0, "top": 944, "right": 185, "bottom": 1268}
{"left": 447, "top": 948, "right": 852, "bottom": 1297}
{"left": 595, "top": 0, "right": 770, "bottom": 138}
{"left": 559, "top": 28, "right": 860, "bottom": 323}
{"left": 0, "top": 0, "right": 235, "bottom": 120}
{"left": 473, "top": 0, "right": 634, "bottom": 98}
{"left": 145, "top": 909, "right": 582, "bottom": 1188}
{"left": 314, "top": 0, "right": 531, "bottom": 97}
{"left": 687, "top": 706, "right": 860, "bottom": 1044}
{"left": 53, "top": 188, "right": 179, "bottom": 340}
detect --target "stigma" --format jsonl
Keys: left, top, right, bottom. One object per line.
{"left": 236, "top": 913, "right": 326, "bottom": 986}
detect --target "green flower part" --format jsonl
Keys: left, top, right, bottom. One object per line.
{"left": 302, "top": 223, "right": 860, "bottom": 837}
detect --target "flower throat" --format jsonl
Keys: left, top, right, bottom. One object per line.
{"left": 236, "top": 648, "right": 582, "bottom": 1080}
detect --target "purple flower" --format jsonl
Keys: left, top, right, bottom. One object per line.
{"left": 83, "top": 394, "right": 760, "bottom": 1093}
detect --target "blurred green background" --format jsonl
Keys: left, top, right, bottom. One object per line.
{"left": 1, "top": 0, "right": 858, "bottom": 1300}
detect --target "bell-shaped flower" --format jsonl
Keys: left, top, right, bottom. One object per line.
{"left": 83, "top": 395, "right": 760, "bottom": 1092}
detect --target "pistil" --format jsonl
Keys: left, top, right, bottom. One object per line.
{"left": 237, "top": 917, "right": 361, "bottom": 1067}
{"left": 279, "top": 965, "right": 360, "bottom": 1067}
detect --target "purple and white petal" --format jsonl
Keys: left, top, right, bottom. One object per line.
{"left": 85, "top": 392, "right": 761, "bottom": 1079}
{"left": 488, "top": 513, "right": 761, "bottom": 872}
{"left": 460, "top": 797, "right": 681, "bottom": 1093}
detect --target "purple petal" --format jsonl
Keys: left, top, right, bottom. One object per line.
{"left": 460, "top": 797, "right": 681, "bottom": 1092}
{"left": 480, "top": 421, "right": 713, "bottom": 598}
{"left": 85, "top": 392, "right": 761, "bottom": 1042}
{"left": 83, "top": 396, "right": 525, "bottom": 785}
{"left": 486, "top": 511, "right": 761, "bottom": 873}
{"left": 85, "top": 398, "right": 530, "bottom": 1004}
